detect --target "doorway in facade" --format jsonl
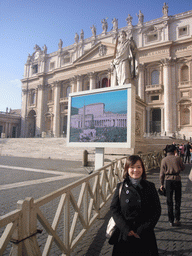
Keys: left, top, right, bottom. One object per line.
{"left": 151, "top": 108, "right": 161, "bottom": 133}
{"left": 27, "top": 110, "right": 36, "bottom": 137}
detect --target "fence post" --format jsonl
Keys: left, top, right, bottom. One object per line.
{"left": 10, "top": 197, "right": 41, "bottom": 256}
{"left": 82, "top": 150, "right": 88, "bottom": 166}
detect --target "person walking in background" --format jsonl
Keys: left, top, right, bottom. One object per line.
{"left": 184, "top": 142, "right": 191, "bottom": 164}
{"left": 110, "top": 155, "right": 161, "bottom": 255}
{"left": 160, "top": 145, "right": 185, "bottom": 226}
{"left": 190, "top": 147, "right": 192, "bottom": 163}
{"left": 179, "top": 143, "right": 185, "bottom": 162}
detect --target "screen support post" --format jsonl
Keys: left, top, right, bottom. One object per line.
{"left": 95, "top": 147, "right": 104, "bottom": 170}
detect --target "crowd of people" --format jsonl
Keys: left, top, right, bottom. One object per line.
{"left": 164, "top": 141, "right": 192, "bottom": 163}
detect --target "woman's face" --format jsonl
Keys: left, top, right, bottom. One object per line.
{"left": 128, "top": 160, "right": 143, "bottom": 179}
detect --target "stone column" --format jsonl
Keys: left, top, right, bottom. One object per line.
{"left": 36, "top": 85, "right": 44, "bottom": 136}
{"left": 163, "top": 58, "right": 172, "bottom": 135}
{"left": 111, "top": 66, "right": 117, "bottom": 87}
{"left": 53, "top": 82, "right": 61, "bottom": 137}
{"left": 138, "top": 64, "right": 145, "bottom": 100}
{"left": 161, "top": 107, "right": 164, "bottom": 135}
{"left": 88, "top": 72, "right": 96, "bottom": 90}
{"left": 177, "top": 104, "right": 181, "bottom": 129}
{"left": 70, "top": 77, "right": 76, "bottom": 93}
{"left": 108, "top": 69, "right": 111, "bottom": 87}
{"left": 21, "top": 89, "right": 28, "bottom": 137}
{"left": 146, "top": 106, "right": 150, "bottom": 136}
{"left": 170, "top": 60, "right": 177, "bottom": 133}
{"left": 76, "top": 75, "right": 82, "bottom": 92}
{"left": 5, "top": 123, "right": 8, "bottom": 138}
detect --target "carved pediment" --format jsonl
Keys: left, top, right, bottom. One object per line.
{"left": 74, "top": 42, "right": 115, "bottom": 64}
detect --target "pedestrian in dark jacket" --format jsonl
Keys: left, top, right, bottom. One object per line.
{"left": 160, "top": 144, "right": 185, "bottom": 226}
{"left": 110, "top": 155, "right": 161, "bottom": 256}
{"left": 184, "top": 141, "right": 191, "bottom": 163}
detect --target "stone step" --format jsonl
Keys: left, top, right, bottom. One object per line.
{"left": 0, "top": 137, "right": 185, "bottom": 162}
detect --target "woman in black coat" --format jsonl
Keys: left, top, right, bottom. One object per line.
{"left": 110, "top": 155, "right": 161, "bottom": 255}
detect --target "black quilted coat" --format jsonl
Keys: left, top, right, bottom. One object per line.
{"left": 110, "top": 178, "right": 161, "bottom": 256}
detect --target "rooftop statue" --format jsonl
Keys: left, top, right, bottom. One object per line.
{"left": 126, "top": 14, "right": 133, "bottom": 26}
{"left": 80, "top": 29, "right": 84, "bottom": 41}
{"left": 58, "top": 39, "right": 63, "bottom": 50}
{"left": 90, "top": 25, "right": 96, "bottom": 37}
{"left": 43, "top": 44, "right": 47, "bottom": 54}
{"left": 34, "top": 44, "right": 41, "bottom": 52}
{"left": 112, "top": 30, "right": 137, "bottom": 85}
{"left": 74, "top": 33, "right": 79, "bottom": 43}
{"left": 162, "top": 2, "right": 168, "bottom": 17}
{"left": 137, "top": 10, "right": 144, "bottom": 26}
{"left": 112, "top": 18, "right": 118, "bottom": 31}
{"left": 101, "top": 18, "right": 108, "bottom": 34}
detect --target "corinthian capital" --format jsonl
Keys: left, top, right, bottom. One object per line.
{"left": 138, "top": 63, "right": 145, "bottom": 71}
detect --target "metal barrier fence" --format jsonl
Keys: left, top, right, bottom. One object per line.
{"left": 0, "top": 151, "right": 163, "bottom": 256}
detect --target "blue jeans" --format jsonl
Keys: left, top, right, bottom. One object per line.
{"left": 166, "top": 180, "right": 182, "bottom": 223}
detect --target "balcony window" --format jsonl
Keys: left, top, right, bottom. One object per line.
{"left": 181, "top": 65, "right": 189, "bottom": 82}
{"left": 66, "top": 86, "right": 71, "bottom": 97}
{"left": 151, "top": 70, "right": 159, "bottom": 85}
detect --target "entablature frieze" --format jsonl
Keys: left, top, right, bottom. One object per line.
{"left": 138, "top": 44, "right": 171, "bottom": 62}
{"left": 172, "top": 41, "right": 192, "bottom": 58}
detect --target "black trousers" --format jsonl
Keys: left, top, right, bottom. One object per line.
{"left": 184, "top": 154, "right": 191, "bottom": 164}
{"left": 166, "top": 180, "right": 182, "bottom": 223}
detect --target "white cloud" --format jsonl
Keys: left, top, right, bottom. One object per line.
{"left": 10, "top": 79, "right": 22, "bottom": 88}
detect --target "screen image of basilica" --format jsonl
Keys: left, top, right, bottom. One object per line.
{"left": 69, "top": 89, "right": 127, "bottom": 143}
{"left": 21, "top": 3, "right": 192, "bottom": 141}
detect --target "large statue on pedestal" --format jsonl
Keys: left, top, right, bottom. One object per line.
{"left": 111, "top": 30, "right": 137, "bottom": 85}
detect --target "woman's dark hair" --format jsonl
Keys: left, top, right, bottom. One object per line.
{"left": 123, "top": 155, "right": 146, "bottom": 180}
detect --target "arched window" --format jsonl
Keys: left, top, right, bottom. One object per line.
{"left": 151, "top": 70, "right": 159, "bottom": 85}
{"left": 31, "top": 91, "right": 36, "bottom": 105}
{"left": 102, "top": 78, "right": 110, "bottom": 88}
{"left": 181, "top": 65, "right": 189, "bottom": 82}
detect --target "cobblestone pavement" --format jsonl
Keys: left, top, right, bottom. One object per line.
{"left": 0, "top": 156, "right": 89, "bottom": 216}
{"left": 1, "top": 156, "right": 192, "bottom": 255}
{"left": 72, "top": 164, "right": 192, "bottom": 256}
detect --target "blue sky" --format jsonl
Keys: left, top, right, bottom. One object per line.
{"left": 71, "top": 89, "right": 127, "bottom": 113}
{"left": 1, "top": 0, "right": 192, "bottom": 112}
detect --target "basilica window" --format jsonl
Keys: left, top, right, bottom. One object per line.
{"left": 180, "top": 65, "right": 189, "bottom": 82}
{"left": 61, "top": 52, "right": 70, "bottom": 65}
{"left": 66, "top": 86, "right": 71, "bottom": 97}
{"left": 147, "top": 33, "right": 158, "bottom": 43}
{"left": 180, "top": 106, "right": 190, "bottom": 125}
{"left": 178, "top": 26, "right": 189, "bottom": 37}
{"left": 31, "top": 91, "right": 36, "bottom": 105}
{"left": 50, "top": 62, "right": 55, "bottom": 70}
{"left": 48, "top": 88, "right": 53, "bottom": 102}
{"left": 60, "top": 84, "right": 64, "bottom": 98}
{"left": 151, "top": 95, "right": 159, "bottom": 101}
{"left": 151, "top": 70, "right": 159, "bottom": 85}
{"left": 32, "top": 65, "right": 38, "bottom": 74}
{"left": 102, "top": 78, "right": 110, "bottom": 87}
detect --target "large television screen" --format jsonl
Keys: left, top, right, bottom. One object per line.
{"left": 67, "top": 84, "right": 135, "bottom": 148}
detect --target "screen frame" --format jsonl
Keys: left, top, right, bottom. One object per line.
{"left": 67, "top": 84, "right": 135, "bottom": 149}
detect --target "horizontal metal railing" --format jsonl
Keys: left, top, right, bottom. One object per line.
{"left": 0, "top": 151, "right": 163, "bottom": 256}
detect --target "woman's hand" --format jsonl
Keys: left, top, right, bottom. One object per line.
{"left": 128, "top": 230, "right": 140, "bottom": 238}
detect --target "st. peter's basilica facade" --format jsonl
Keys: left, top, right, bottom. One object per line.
{"left": 21, "top": 4, "right": 192, "bottom": 141}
